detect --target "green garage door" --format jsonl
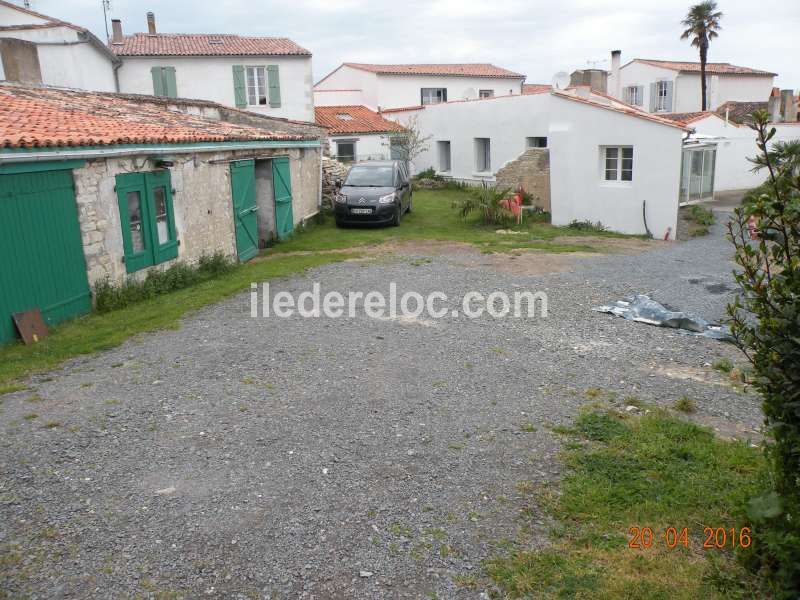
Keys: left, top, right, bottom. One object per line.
{"left": 0, "top": 170, "right": 91, "bottom": 344}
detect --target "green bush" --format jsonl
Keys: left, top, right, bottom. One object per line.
{"left": 727, "top": 110, "right": 800, "bottom": 598}
{"left": 689, "top": 204, "right": 716, "bottom": 226}
{"left": 413, "top": 167, "right": 442, "bottom": 181}
{"left": 94, "top": 252, "right": 235, "bottom": 312}
{"left": 451, "top": 184, "right": 515, "bottom": 227}
{"left": 567, "top": 219, "right": 607, "bottom": 233}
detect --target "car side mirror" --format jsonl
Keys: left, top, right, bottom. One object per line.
{"left": 335, "top": 179, "right": 343, "bottom": 189}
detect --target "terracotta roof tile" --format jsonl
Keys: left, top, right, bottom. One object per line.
{"left": 654, "top": 111, "right": 718, "bottom": 125}
{"left": 315, "top": 105, "right": 406, "bottom": 135}
{"left": 111, "top": 33, "right": 310, "bottom": 57}
{"left": 342, "top": 63, "right": 524, "bottom": 78}
{"left": 633, "top": 59, "right": 776, "bottom": 76}
{"left": 522, "top": 84, "right": 551, "bottom": 95}
{"left": 0, "top": 84, "right": 310, "bottom": 149}
{"left": 715, "top": 101, "right": 769, "bottom": 124}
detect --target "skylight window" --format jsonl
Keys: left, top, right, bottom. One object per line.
{"left": 208, "top": 39, "right": 224, "bottom": 45}
{"left": 336, "top": 113, "right": 354, "bottom": 121}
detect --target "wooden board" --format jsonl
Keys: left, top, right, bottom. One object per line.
{"left": 13, "top": 308, "right": 49, "bottom": 344}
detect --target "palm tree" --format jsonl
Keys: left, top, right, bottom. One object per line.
{"left": 680, "top": 1, "right": 723, "bottom": 111}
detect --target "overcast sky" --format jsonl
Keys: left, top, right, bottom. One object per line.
{"left": 24, "top": 0, "right": 800, "bottom": 88}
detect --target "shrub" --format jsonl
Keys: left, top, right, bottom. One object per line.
{"left": 567, "top": 219, "right": 607, "bottom": 233}
{"left": 688, "top": 204, "right": 715, "bottom": 226}
{"left": 413, "top": 167, "right": 442, "bottom": 181}
{"left": 674, "top": 397, "right": 697, "bottom": 413}
{"left": 94, "top": 252, "right": 235, "bottom": 312}
{"left": 727, "top": 110, "right": 800, "bottom": 597}
{"left": 451, "top": 183, "right": 515, "bottom": 227}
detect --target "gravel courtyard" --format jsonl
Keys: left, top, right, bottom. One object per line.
{"left": 0, "top": 212, "right": 761, "bottom": 599}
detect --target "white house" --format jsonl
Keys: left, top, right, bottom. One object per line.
{"left": 607, "top": 50, "right": 776, "bottom": 114}
{"left": 0, "top": 0, "right": 119, "bottom": 91}
{"left": 662, "top": 107, "right": 800, "bottom": 194}
{"left": 314, "top": 105, "right": 406, "bottom": 163}
{"left": 386, "top": 87, "right": 689, "bottom": 239}
{"left": 110, "top": 13, "right": 314, "bottom": 122}
{"left": 314, "top": 63, "right": 526, "bottom": 111}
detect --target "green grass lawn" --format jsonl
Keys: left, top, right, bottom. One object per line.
{"left": 0, "top": 252, "right": 356, "bottom": 386}
{"left": 273, "top": 188, "right": 633, "bottom": 254}
{"left": 483, "top": 408, "right": 767, "bottom": 599}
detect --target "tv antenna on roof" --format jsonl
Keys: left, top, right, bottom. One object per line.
{"left": 102, "top": 0, "right": 111, "bottom": 41}
{"left": 551, "top": 71, "right": 570, "bottom": 90}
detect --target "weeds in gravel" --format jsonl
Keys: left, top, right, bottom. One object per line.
{"left": 0, "top": 384, "right": 28, "bottom": 396}
{"left": 674, "top": 396, "right": 697, "bottom": 413}
{"left": 0, "top": 252, "right": 357, "bottom": 386}
{"left": 713, "top": 358, "right": 734, "bottom": 374}
{"left": 484, "top": 408, "right": 767, "bottom": 598}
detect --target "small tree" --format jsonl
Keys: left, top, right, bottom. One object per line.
{"left": 727, "top": 110, "right": 800, "bottom": 597}
{"left": 387, "top": 115, "right": 432, "bottom": 165}
{"left": 680, "top": 1, "right": 723, "bottom": 111}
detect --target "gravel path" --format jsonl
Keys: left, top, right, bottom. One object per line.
{"left": 0, "top": 210, "right": 760, "bottom": 599}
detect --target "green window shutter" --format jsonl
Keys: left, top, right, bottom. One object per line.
{"left": 146, "top": 170, "right": 178, "bottom": 264}
{"left": 163, "top": 67, "right": 177, "bottom": 99}
{"left": 115, "top": 173, "right": 154, "bottom": 273}
{"left": 151, "top": 67, "right": 165, "bottom": 97}
{"left": 232, "top": 65, "right": 247, "bottom": 108}
{"left": 267, "top": 65, "right": 281, "bottom": 108}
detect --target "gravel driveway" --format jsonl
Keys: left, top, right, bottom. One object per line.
{"left": 0, "top": 211, "right": 760, "bottom": 599}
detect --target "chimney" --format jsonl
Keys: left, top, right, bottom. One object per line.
{"left": 146, "top": 12, "right": 156, "bottom": 35}
{"left": 611, "top": 50, "right": 621, "bottom": 99}
{"left": 780, "top": 89, "right": 797, "bottom": 123}
{"left": 111, "top": 19, "right": 123, "bottom": 43}
{"left": 768, "top": 95, "right": 782, "bottom": 123}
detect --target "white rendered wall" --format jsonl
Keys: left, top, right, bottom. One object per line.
{"left": 0, "top": 3, "right": 49, "bottom": 25}
{"left": 0, "top": 26, "right": 117, "bottom": 91}
{"left": 691, "top": 115, "right": 800, "bottom": 191}
{"left": 117, "top": 55, "right": 315, "bottom": 122}
{"left": 313, "top": 89, "right": 366, "bottom": 106}
{"left": 608, "top": 62, "right": 676, "bottom": 111}
{"left": 388, "top": 93, "right": 683, "bottom": 238}
{"left": 329, "top": 133, "right": 393, "bottom": 161}
{"left": 314, "top": 64, "right": 524, "bottom": 110}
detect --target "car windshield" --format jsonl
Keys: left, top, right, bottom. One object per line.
{"left": 344, "top": 165, "right": 394, "bottom": 187}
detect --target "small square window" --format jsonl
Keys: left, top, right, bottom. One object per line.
{"left": 602, "top": 146, "right": 633, "bottom": 182}
{"left": 421, "top": 88, "right": 447, "bottom": 105}
{"left": 526, "top": 137, "right": 547, "bottom": 148}
{"left": 479, "top": 89, "right": 494, "bottom": 99}
{"left": 475, "top": 138, "right": 491, "bottom": 172}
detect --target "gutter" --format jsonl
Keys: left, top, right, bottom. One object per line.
{"left": 0, "top": 140, "right": 321, "bottom": 164}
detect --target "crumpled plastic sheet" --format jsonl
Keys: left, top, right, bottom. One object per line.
{"left": 592, "top": 294, "right": 733, "bottom": 341}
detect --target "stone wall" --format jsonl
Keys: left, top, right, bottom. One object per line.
{"left": 73, "top": 145, "right": 321, "bottom": 288}
{"left": 494, "top": 148, "right": 551, "bottom": 212}
{"left": 321, "top": 156, "right": 349, "bottom": 209}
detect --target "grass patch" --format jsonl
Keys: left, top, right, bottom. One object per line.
{"left": 485, "top": 409, "right": 766, "bottom": 598}
{"left": 0, "top": 384, "right": 28, "bottom": 396}
{"left": 0, "top": 252, "right": 357, "bottom": 386}
{"left": 674, "top": 397, "right": 697, "bottom": 413}
{"left": 683, "top": 205, "right": 716, "bottom": 237}
{"left": 713, "top": 358, "right": 734, "bottom": 374}
{"left": 271, "top": 189, "right": 633, "bottom": 255}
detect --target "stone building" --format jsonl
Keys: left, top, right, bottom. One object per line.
{"left": 0, "top": 83, "right": 324, "bottom": 344}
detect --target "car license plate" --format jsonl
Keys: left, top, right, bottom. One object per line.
{"left": 351, "top": 208, "right": 372, "bottom": 214}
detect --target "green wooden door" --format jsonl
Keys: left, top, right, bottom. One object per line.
{"left": 272, "top": 156, "right": 294, "bottom": 240}
{"left": 229, "top": 160, "right": 259, "bottom": 262}
{"left": 0, "top": 170, "right": 91, "bottom": 344}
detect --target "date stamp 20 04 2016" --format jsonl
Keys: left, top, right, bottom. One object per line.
{"left": 628, "top": 526, "right": 752, "bottom": 550}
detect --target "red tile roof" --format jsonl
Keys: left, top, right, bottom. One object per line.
{"left": 715, "top": 101, "right": 769, "bottom": 124}
{"left": 659, "top": 111, "right": 718, "bottom": 125}
{"left": 633, "top": 59, "right": 776, "bottom": 76}
{"left": 342, "top": 63, "right": 524, "bottom": 78}
{"left": 551, "top": 90, "right": 692, "bottom": 131}
{"left": 522, "top": 84, "right": 552, "bottom": 95}
{"left": 111, "top": 33, "right": 310, "bottom": 57}
{"left": 0, "top": 84, "right": 311, "bottom": 149}
{"left": 315, "top": 105, "right": 406, "bottom": 135}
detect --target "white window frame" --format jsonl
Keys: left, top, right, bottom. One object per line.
{"left": 602, "top": 146, "right": 633, "bottom": 183}
{"left": 474, "top": 138, "right": 491, "bottom": 173}
{"left": 654, "top": 80, "right": 669, "bottom": 112}
{"left": 421, "top": 88, "right": 447, "bottom": 105}
{"left": 625, "top": 85, "right": 640, "bottom": 106}
{"left": 526, "top": 136, "right": 547, "bottom": 149}
{"left": 335, "top": 139, "right": 357, "bottom": 162}
{"left": 245, "top": 66, "right": 267, "bottom": 107}
{"left": 478, "top": 89, "right": 494, "bottom": 99}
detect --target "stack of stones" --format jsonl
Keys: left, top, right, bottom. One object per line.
{"left": 322, "top": 157, "right": 349, "bottom": 209}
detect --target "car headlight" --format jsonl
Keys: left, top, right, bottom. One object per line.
{"left": 378, "top": 192, "right": 396, "bottom": 204}
{"left": 335, "top": 193, "right": 347, "bottom": 204}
